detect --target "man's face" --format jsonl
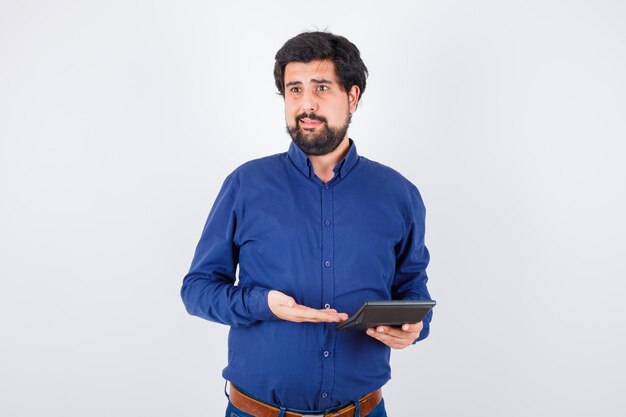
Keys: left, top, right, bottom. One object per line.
{"left": 284, "top": 59, "right": 359, "bottom": 156}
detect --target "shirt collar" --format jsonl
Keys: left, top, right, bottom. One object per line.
{"left": 287, "top": 138, "right": 360, "bottom": 180}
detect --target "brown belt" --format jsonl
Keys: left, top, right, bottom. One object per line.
{"left": 229, "top": 384, "right": 383, "bottom": 417}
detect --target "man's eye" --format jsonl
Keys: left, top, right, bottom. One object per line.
{"left": 318, "top": 85, "right": 329, "bottom": 91}
{"left": 290, "top": 87, "right": 301, "bottom": 93}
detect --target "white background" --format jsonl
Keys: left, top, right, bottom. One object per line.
{"left": 1, "top": 1, "right": 625, "bottom": 416}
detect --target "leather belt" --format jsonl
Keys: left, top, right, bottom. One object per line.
{"left": 229, "top": 385, "right": 383, "bottom": 417}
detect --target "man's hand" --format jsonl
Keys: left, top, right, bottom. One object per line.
{"left": 366, "top": 322, "right": 423, "bottom": 349}
{"left": 268, "top": 290, "right": 349, "bottom": 323}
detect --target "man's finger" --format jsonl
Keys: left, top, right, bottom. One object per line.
{"left": 288, "top": 305, "right": 347, "bottom": 322}
{"left": 296, "top": 305, "right": 348, "bottom": 321}
{"left": 367, "top": 329, "right": 402, "bottom": 346}
{"left": 374, "top": 323, "right": 422, "bottom": 339}
{"left": 401, "top": 322, "right": 423, "bottom": 332}
{"left": 370, "top": 326, "right": 418, "bottom": 341}
{"left": 374, "top": 326, "right": 412, "bottom": 339}
{"left": 367, "top": 328, "right": 412, "bottom": 349}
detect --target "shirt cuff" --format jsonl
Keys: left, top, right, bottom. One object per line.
{"left": 414, "top": 321, "right": 430, "bottom": 343}
{"left": 247, "top": 287, "right": 279, "bottom": 321}
{"left": 413, "top": 308, "right": 433, "bottom": 343}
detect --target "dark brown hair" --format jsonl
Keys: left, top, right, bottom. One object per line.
{"left": 274, "top": 31, "right": 368, "bottom": 105}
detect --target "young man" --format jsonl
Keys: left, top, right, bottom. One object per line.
{"left": 181, "top": 31, "right": 433, "bottom": 417}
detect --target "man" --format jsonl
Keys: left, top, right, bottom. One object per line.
{"left": 181, "top": 31, "right": 433, "bottom": 417}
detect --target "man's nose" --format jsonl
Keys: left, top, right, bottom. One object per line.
{"left": 301, "top": 88, "right": 319, "bottom": 113}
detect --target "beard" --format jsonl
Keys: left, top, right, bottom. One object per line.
{"left": 287, "top": 112, "right": 351, "bottom": 156}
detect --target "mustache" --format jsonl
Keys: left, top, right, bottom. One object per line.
{"left": 296, "top": 112, "right": 328, "bottom": 123}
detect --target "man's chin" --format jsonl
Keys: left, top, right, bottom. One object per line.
{"left": 300, "top": 130, "right": 322, "bottom": 140}
{"left": 290, "top": 127, "right": 320, "bottom": 141}
{"left": 287, "top": 121, "right": 347, "bottom": 156}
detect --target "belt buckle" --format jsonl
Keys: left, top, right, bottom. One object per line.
{"left": 302, "top": 414, "right": 324, "bottom": 417}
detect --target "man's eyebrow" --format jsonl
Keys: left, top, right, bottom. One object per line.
{"left": 285, "top": 78, "right": 334, "bottom": 87}
{"left": 311, "top": 78, "right": 333, "bottom": 84}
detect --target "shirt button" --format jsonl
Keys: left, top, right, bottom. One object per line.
{"left": 323, "top": 350, "right": 330, "bottom": 357}
{"left": 323, "top": 184, "right": 330, "bottom": 190}
{"left": 324, "top": 303, "right": 331, "bottom": 309}
{"left": 321, "top": 393, "right": 328, "bottom": 398}
{"left": 324, "top": 260, "right": 331, "bottom": 267}
{"left": 324, "top": 219, "right": 332, "bottom": 226}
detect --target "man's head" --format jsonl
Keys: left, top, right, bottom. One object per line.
{"left": 274, "top": 32, "right": 368, "bottom": 156}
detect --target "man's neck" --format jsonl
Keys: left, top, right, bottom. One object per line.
{"left": 308, "top": 136, "right": 351, "bottom": 183}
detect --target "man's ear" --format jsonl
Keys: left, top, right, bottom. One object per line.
{"left": 348, "top": 85, "right": 361, "bottom": 112}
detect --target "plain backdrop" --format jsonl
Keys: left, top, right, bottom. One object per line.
{"left": 1, "top": 1, "right": 625, "bottom": 416}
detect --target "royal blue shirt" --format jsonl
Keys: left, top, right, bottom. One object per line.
{"left": 181, "top": 139, "right": 433, "bottom": 410}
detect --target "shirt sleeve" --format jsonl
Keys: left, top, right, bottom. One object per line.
{"left": 391, "top": 184, "right": 433, "bottom": 342}
{"left": 180, "top": 172, "right": 277, "bottom": 327}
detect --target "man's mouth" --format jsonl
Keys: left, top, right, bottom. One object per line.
{"left": 299, "top": 117, "right": 323, "bottom": 128}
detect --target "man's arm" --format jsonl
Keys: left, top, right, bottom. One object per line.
{"left": 180, "top": 173, "right": 274, "bottom": 327}
{"left": 181, "top": 173, "right": 347, "bottom": 327}
{"left": 366, "top": 184, "right": 433, "bottom": 347}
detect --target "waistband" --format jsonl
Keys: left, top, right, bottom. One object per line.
{"left": 229, "top": 384, "right": 383, "bottom": 417}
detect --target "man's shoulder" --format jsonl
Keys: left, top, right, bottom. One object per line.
{"left": 226, "top": 151, "right": 287, "bottom": 180}
{"left": 358, "top": 156, "right": 420, "bottom": 193}
{"left": 358, "top": 156, "right": 427, "bottom": 220}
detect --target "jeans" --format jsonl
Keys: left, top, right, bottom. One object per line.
{"left": 225, "top": 398, "right": 388, "bottom": 417}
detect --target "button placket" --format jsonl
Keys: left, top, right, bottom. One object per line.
{"left": 319, "top": 182, "right": 335, "bottom": 408}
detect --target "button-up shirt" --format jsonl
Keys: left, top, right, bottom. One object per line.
{"left": 181, "top": 139, "right": 433, "bottom": 410}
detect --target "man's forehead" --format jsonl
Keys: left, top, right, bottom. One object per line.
{"left": 284, "top": 59, "right": 338, "bottom": 83}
